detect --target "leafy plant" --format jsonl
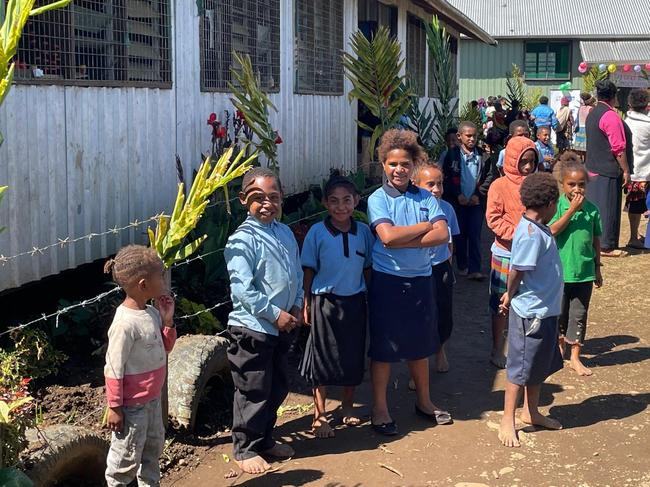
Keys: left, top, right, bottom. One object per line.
{"left": 460, "top": 102, "right": 483, "bottom": 140}
{"left": 582, "top": 66, "right": 608, "bottom": 94}
{"left": 228, "top": 52, "right": 281, "bottom": 171}
{"left": 176, "top": 298, "right": 223, "bottom": 335}
{"left": 398, "top": 77, "right": 436, "bottom": 155}
{"left": 505, "top": 64, "right": 526, "bottom": 109}
{"left": 343, "top": 26, "right": 412, "bottom": 159}
{"left": 148, "top": 146, "right": 256, "bottom": 268}
{"left": 425, "top": 16, "right": 458, "bottom": 159}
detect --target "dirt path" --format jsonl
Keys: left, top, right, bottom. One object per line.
{"left": 164, "top": 216, "right": 650, "bottom": 487}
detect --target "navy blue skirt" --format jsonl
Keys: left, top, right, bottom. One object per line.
{"left": 507, "top": 311, "right": 563, "bottom": 385}
{"left": 368, "top": 270, "right": 439, "bottom": 362}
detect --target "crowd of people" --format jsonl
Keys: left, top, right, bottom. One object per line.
{"left": 99, "top": 79, "right": 649, "bottom": 483}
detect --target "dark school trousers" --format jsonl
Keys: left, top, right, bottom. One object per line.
{"left": 454, "top": 203, "right": 483, "bottom": 273}
{"left": 227, "top": 325, "right": 290, "bottom": 461}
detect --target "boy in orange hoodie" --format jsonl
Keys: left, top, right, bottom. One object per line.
{"left": 486, "top": 137, "right": 538, "bottom": 368}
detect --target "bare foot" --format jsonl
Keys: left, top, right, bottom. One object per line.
{"left": 490, "top": 350, "right": 507, "bottom": 369}
{"left": 372, "top": 409, "right": 393, "bottom": 426}
{"left": 436, "top": 349, "right": 449, "bottom": 372}
{"left": 312, "top": 416, "right": 335, "bottom": 438}
{"left": 408, "top": 378, "right": 416, "bottom": 391}
{"left": 262, "top": 442, "right": 295, "bottom": 458}
{"left": 498, "top": 417, "right": 520, "bottom": 447}
{"left": 520, "top": 411, "right": 562, "bottom": 430}
{"left": 235, "top": 455, "right": 271, "bottom": 474}
{"left": 569, "top": 358, "right": 593, "bottom": 376}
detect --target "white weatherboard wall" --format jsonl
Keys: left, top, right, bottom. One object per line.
{"left": 0, "top": 0, "right": 456, "bottom": 291}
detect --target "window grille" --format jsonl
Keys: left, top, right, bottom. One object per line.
{"left": 295, "top": 0, "right": 344, "bottom": 95}
{"left": 14, "top": 0, "right": 172, "bottom": 87}
{"left": 200, "top": 0, "right": 280, "bottom": 92}
{"left": 406, "top": 14, "right": 425, "bottom": 97}
{"left": 428, "top": 34, "right": 457, "bottom": 98}
{"left": 524, "top": 41, "right": 570, "bottom": 80}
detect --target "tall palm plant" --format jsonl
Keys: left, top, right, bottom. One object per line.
{"left": 343, "top": 26, "right": 412, "bottom": 158}
{"left": 398, "top": 77, "right": 436, "bottom": 154}
{"left": 425, "top": 16, "right": 457, "bottom": 158}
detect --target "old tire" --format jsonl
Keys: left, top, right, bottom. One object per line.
{"left": 25, "top": 425, "right": 109, "bottom": 487}
{"left": 167, "top": 334, "right": 230, "bottom": 431}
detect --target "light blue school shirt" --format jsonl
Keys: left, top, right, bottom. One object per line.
{"left": 460, "top": 148, "right": 480, "bottom": 198}
{"left": 430, "top": 198, "right": 460, "bottom": 266}
{"left": 368, "top": 182, "right": 447, "bottom": 278}
{"left": 510, "top": 216, "right": 564, "bottom": 319}
{"left": 531, "top": 105, "right": 558, "bottom": 129}
{"left": 497, "top": 148, "right": 506, "bottom": 169}
{"left": 301, "top": 218, "right": 374, "bottom": 296}
{"left": 535, "top": 140, "right": 555, "bottom": 171}
{"left": 225, "top": 215, "right": 304, "bottom": 336}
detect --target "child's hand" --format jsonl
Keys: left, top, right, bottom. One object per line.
{"left": 469, "top": 195, "right": 480, "bottom": 206}
{"left": 498, "top": 293, "right": 510, "bottom": 315}
{"left": 569, "top": 193, "right": 585, "bottom": 212}
{"left": 595, "top": 268, "right": 603, "bottom": 288}
{"left": 106, "top": 406, "right": 123, "bottom": 433}
{"left": 156, "top": 295, "right": 175, "bottom": 327}
{"left": 276, "top": 310, "right": 298, "bottom": 332}
{"left": 290, "top": 305, "right": 303, "bottom": 326}
{"left": 302, "top": 300, "right": 311, "bottom": 326}
{"left": 458, "top": 194, "right": 469, "bottom": 206}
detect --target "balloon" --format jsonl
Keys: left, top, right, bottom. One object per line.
{"left": 578, "top": 64, "right": 588, "bottom": 74}
{"left": 558, "top": 81, "right": 572, "bottom": 91}
{"left": 645, "top": 63, "right": 650, "bottom": 71}
{"left": 634, "top": 64, "right": 642, "bottom": 73}
{"left": 599, "top": 63, "right": 607, "bottom": 71}
{"left": 623, "top": 64, "right": 631, "bottom": 72}
{"left": 607, "top": 64, "right": 617, "bottom": 73}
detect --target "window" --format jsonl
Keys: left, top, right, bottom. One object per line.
{"left": 525, "top": 41, "right": 570, "bottom": 80}
{"left": 14, "top": 0, "right": 172, "bottom": 87}
{"left": 358, "top": 0, "right": 397, "bottom": 39}
{"left": 295, "top": 0, "right": 344, "bottom": 95}
{"left": 406, "top": 14, "right": 426, "bottom": 97}
{"left": 429, "top": 35, "right": 458, "bottom": 98}
{"left": 200, "top": 0, "right": 280, "bottom": 92}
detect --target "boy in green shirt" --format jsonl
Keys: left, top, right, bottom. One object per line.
{"left": 550, "top": 153, "right": 603, "bottom": 376}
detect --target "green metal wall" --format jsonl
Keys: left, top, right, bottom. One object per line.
{"left": 458, "top": 39, "right": 585, "bottom": 108}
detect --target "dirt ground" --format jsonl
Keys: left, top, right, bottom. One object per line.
{"left": 162, "top": 215, "right": 650, "bottom": 487}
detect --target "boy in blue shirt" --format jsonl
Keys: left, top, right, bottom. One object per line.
{"left": 225, "top": 167, "right": 304, "bottom": 473}
{"left": 535, "top": 127, "right": 555, "bottom": 172}
{"left": 531, "top": 96, "right": 558, "bottom": 134}
{"left": 498, "top": 172, "right": 564, "bottom": 448}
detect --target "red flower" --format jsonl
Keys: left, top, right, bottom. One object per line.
{"left": 216, "top": 126, "right": 227, "bottom": 139}
{"left": 21, "top": 377, "right": 32, "bottom": 385}
{"left": 236, "top": 110, "right": 244, "bottom": 119}
{"left": 274, "top": 132, "right": 283, "bottom": 144}
{"left": 207, "top": 112, "right": 217, "bottom": 125}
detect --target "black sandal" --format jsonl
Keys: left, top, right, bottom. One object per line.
{"left": 371, "top": 421, "right": 398, "bottom": 436}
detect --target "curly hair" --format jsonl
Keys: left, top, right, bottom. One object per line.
{"left": 104, "top": 245, "right": 163, "bottom": 290}
{"left": 558, "top": 151, "right": 588, "bottom": 181}
{"left": 520, "top": 172, "right": 559, "bottom": 209}
{"left": 242, "top": 167, "right": 283, "bottom": 193}
{"left": 377, "top": 129, "right": 424, "bottom": 165}
{"left": 628, "top": 88, "right": 650, "bottom": 112}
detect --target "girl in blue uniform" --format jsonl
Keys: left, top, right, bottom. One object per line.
{"left": 300, "top": 175, "right": 374, "bottom": 438}
{"left": 366, "top": 129, "right": 450, "bottom": 436}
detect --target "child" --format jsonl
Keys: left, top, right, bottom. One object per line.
{"left": 535, "top": 127, "right": 555, "bottom": 172}
{"left": 300, "top": 175, "right": 374, "bottom": 438}
{"left": 497, "top": 120, "right": 532, "bottom": 175}
{"left": 486, "top": 137, "right": 538, "bottom": 368}
{"left": 498, "top": 172, "right": 564, "bottom": 448}
{"left": 437, "top": 127, "right": 459, "bottom": 166}
{"left": 104, "top": 245, "right": 176, "bottom": 486}
{"left": 549, "top": 154, "right": 603, "bottom": 376}
{"left": 224, "top": 167, "right": 304, "bottom": 473}
{"left": 531, "top": 96, "right": 558, "bottom": 134}
{"left": 413, "top": 162, "right": 460, "bottom": 372}
{"left": 441, "top": 121, "right": 491, "bottom": 280}
{"left": 367, "top": 129, "right": 450, "bottom": 436}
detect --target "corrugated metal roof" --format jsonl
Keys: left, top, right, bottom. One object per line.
{"left": 580, "top": 41, "right": 650, "bottom": 63}
{"left": 447, "top": 0, "right": 650, "bottom": 39}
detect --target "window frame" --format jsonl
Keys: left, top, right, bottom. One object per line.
{"left": 13, "top": 0, "right": 173, "bottom": 89}
{"left": 406, "top": 13, "right": 426, "bottom": 97}
{"left": 294, "top": 0, "right": 345, "bottom": 96}
{"left": 199, "top": 0, "right": 281, "bottom": 94}
{"left": 523, "top": 40, "right": 572, "bottom": 81}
